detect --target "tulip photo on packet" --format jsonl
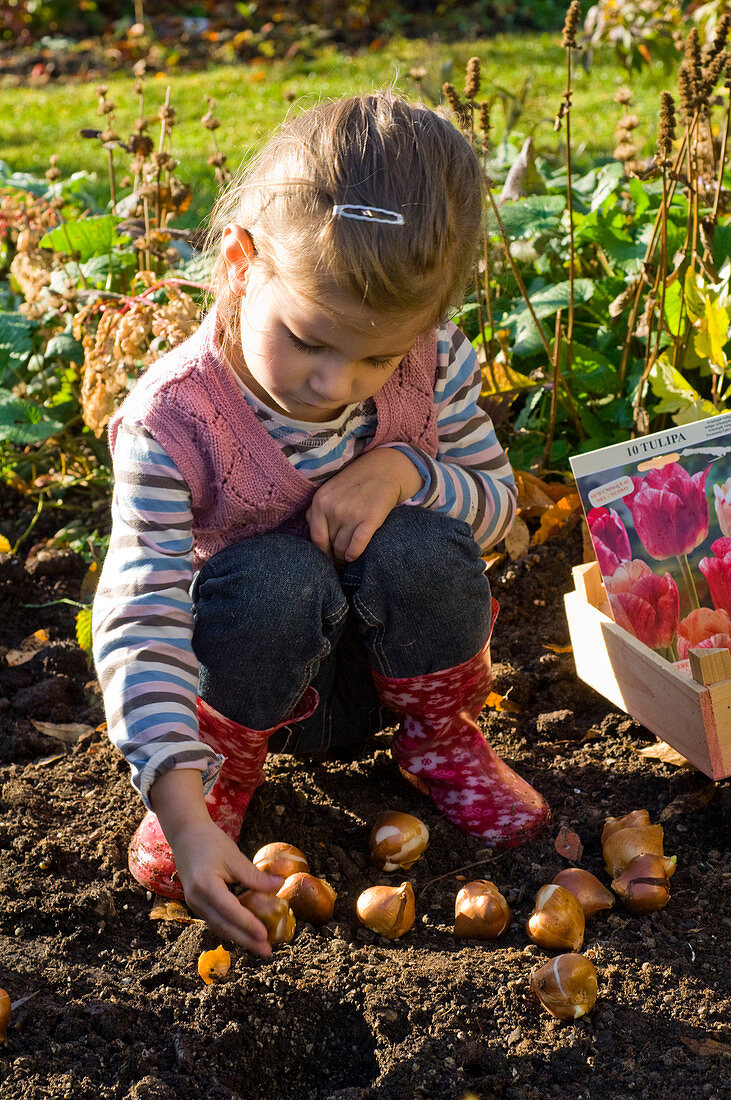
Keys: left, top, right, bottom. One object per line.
{"left": 571, "top": 414, "right": 731, "bottom": 665}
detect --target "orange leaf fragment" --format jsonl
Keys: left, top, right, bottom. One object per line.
{"left": 543, "top": 642, "right": 573, "bottom": 654}
{"left": 149, "top": 900, "right": 203, "bottom": 924}
{"left": 5, "top": 628, "right": 50, "bottom": 667}
{"left": 485, "top": 691, "right": 520, "bottom": 713}
{"left": 0, "top": 988, "right": 10, "bottom": 1042}
{"left": 514, "top": 470, "right": 557, "bottom": 518}
{"left": 198, "top": 945, "right": 231, "bottom": 985}
{"left": 531, "top": 493, "right": 582, "bottom": 546}
{"left": 554, "top": 826, "right": 584, "bottom": 862}
{"left": 482, "top": 551, "right": 505, "bottom": 571}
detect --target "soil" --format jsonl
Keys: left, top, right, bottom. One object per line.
{"left": 0, "top": 482, "right": 728, "bottom": 1100}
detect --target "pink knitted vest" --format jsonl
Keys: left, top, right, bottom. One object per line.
{"left": 109, "top": 310, "right": 440, "bottom": 568}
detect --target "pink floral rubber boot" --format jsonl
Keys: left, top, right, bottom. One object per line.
{"left": 127, "top": 687, "right": 319, "bottom": 898}
{"left": 371, "top": 599, "right": 549, "bottom": 849}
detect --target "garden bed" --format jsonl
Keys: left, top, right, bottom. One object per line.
{"left": 0, "top": 487, "right": 728, "bottom": 1100}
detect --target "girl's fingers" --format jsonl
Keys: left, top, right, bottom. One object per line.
{"left": 306, "top": 505, "right": 334, "bottom": 560}
{"left": 203, "top": 881, "right": 272, "bottom": 952}
{"left": 344, "top": 520, "right": 376, "bottom": 562}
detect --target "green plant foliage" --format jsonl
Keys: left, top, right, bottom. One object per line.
{"left": 40, "top": 215, "right": 128, "bottom": 263}
{"left": 0, "top": 312, "right": 36, "bottom": 384}
{"left": 75, "top": 605, "right": 94, "bottom": 656}
{"left": 0, "top": 389, "right": 64, "bottom": 444}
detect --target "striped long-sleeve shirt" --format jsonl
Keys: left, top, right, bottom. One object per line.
{"left": 93, "top": 321, "right": 517, "bottom": 806}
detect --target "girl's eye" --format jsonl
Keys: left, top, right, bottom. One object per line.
{"left": 287, "top": 330, "right": 323, "bottom": 355}
{"left": 367, "top": 356, "right": 396, "bottom": 370}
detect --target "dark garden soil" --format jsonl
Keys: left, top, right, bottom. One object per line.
{"left": 0, "top": 481, "right": 728, "bottom": 1100}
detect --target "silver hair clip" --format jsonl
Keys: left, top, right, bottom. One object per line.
{"left": 332, "top": 204, "right": 405, "bottom": 225}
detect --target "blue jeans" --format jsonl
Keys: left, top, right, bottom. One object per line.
{"left": 191, "top": 506, "right": 493, "bottom": 756}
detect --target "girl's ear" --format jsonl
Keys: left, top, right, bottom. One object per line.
{"left": 222, "top": 225, "right": 255, "bottom": 293}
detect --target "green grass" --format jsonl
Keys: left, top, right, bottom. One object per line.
{"left": 4, "top": 32, "right": 677, "bottom": 227}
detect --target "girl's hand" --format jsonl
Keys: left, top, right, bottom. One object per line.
{"left": 149, "top": 768, "right": 282, "bottom": 955}
{"left": 306, "top": 447, "right": 424, "bottom": 564}
{"left": 170, "top": 819, "right": 284, "bottom": 955}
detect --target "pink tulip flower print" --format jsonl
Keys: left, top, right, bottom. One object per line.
{"left": 713, "top": 480, "right": 731, "bottom": 537}
{"left": 699, "top": 538, "right": 731, "bottom": 617}
{"left": 677, "top": 606, "right": 731, "bottom": 660}
{"left": 587, "top": 507, "right": 631, "bottom": 577}
{"left": 623, "top": 462, "right": 711, "bottom": 560}
{"left": 605, "top": 560, "right": 679, "bottom": 651}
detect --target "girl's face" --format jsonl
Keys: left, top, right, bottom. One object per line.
{"left": 230, "top": 261, "right": 432, "bottom": 424}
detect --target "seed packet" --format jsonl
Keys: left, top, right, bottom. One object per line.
{"left": 570, "top": 413, "right": 731, "bottom": 663}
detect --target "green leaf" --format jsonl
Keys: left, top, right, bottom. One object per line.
{"left": 45, "top": 331, "right": 84, "bottom": 365}
{"left": 0, "top": 311, "right": 37, "bottom": 385}
{"left": 75, "top": 606, "right": 94, "bottom": 655}
{"left": 0, "top": 389, "right": 64, "bottom": 443}
{"left": 569, "top": 342, "right": 620, "bottom": 397}
{"left": 501, "top": 279, "right": 595, "bottom": 355}
{"left": 39, "top": 215, "right": 126, "bottom": 262}
{"left": 648, "top": 354, "right": 717, "bottom": 425}
{"left": 490, "top": 195, "right": 566, "bottom": 239}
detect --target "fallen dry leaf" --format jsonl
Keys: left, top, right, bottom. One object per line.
{"left": 514, "top": 470, "right": 556, "bottom": 518}
{"left": 485, "top": 691, "right": 521, "bottom": 714}
{"left": 531, "top": 493, "right": 582, "bottom": 546}
{"left": 659, "top": 785, "right": 717, "bottom": 823}
{"left": 198, "top": 945, "right": 231, "bottom": 985}
{"left": 30, "top": 720, "right": 95, "bottom": 744}
{"left": 636, "top": 741, "right": 693, "bottom": 768}
{"left": 543, "top": 642, "right": 573, "bottom": 654}
{"left": 0, "top": 988, "right": 9, "bottom": 1043}
{"left": 5, "top": 629, "right": 50, "bottom": 667}
{"left": 482, "top": 551, "right": 506, "bottom": 571}
{"left": 79, "top": 561, "right": 100, "bottom": 603}
{"left": 504, "top": 515, "right": 530, "bottom": 560}
{"left": 554, "top": 826, "right": 584, "bottom": 862}
{"left": 679, "top": 1034, "right": 731, "bottom": 1057}
{"left": 150, "top": 900, "right": 204, "bottom": 925}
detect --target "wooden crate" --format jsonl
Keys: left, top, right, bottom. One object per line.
{"left": 564, "top": 561, "right": 731, "bottom": 781}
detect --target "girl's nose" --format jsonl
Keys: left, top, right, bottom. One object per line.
{"left": 310, "top": 360, "right": 356, "bottom": 403}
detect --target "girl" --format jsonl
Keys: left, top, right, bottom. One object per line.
{"left": 93, "top": 93, "right": 549, "bottom": 957}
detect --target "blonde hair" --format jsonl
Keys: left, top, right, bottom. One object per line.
{"left": 207, "top": 93, "right": 483, "bottom": 351}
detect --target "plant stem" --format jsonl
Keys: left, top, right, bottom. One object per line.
{"left": 677, "top": 552, "right": 701, "bottom": 611}
{"left": 543, "top": 310, "right": 562, "bottom": 470}
{"left": 563, "top": 42, "right": 575, "bottom": 374}
{"left": 486, "top": 187, "right": 585, "bottom": 439}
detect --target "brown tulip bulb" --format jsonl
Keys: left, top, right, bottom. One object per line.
{"left": 277, "top": 872, "right": 336, "bottom": 924}
{"left": 454, "top": 880, "right": 511, "bottom": 939}
{"left": 530, "top": 953, "right": 598, "bottom": 1019}
{"left": 611, "top": 852, "right": 677, "bottom": 914}
{"left": 252, "top": 842, "right": 310, "bottom": 879}
{"left": 601, "top": 809, "right": 651, "bottom": 845}
{"left": 369, "top": 811, "right": 429, "bottom": 871}
{"left": 526, "top": 884, "right": 585, "bottom": 952}
{"left": 356, "top": 881, "right": 415, "bottom": 939}
{"left": 239, "top": 889, "right": 295, "bottom": 944}
{"left": 552, "top": 868, "right": 615, "bottom": 917}
{"left": 602, "top": 823, "right": 665, "bottom": 878}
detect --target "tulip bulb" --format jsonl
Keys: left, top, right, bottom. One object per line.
{"left": 611, "top": 853, "right": 677, "bottom": 914}
{"left": 0, "top": 989, "right": 9, "bottom": 1043}
{"left": 552, "top": 868, "right": 615, "bottom": 918}
{"left": 454, "top": 880, "right": 511, "bottom": 939}
{"left": 277, "top": 872, "right": 336, "bottom": 924}
{"left": 601, "top": 809, "right": 651, "bottom": 845}
{"left": 526, "top": 884, "right": 585, "bottom": 952}
{"left": 356, "top": 881, "right": 415, "bottom": 939}
{"left": 369, "top": 811, "right": 429, "bottom": 871}
{"left": 239, "top": 889, "right": 296, "bottom": 944}
{"left": 252, "top": 842, "right": 310, "bottom": 879}
{"left": 602, "top": 823, "right": 666, "bottom": 878}
{"left": 530, "top": 953, "right": 598, "bottom": 1020}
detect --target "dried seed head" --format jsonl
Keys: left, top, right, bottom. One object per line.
{"left": 464, "top": 56, "right": 481, "bottom": 101}
{"left": 684, "top": 28, "right": 704, "bottom": 105}
{"left": 443, "top": 82, "right": 462, "bottom": 113}
{"left": 562, "top": 0, "right": 582, "bottom": 49}
{"left": 702, "top": 48, "right": 729, "bottom": 101}
{"left": 100, "top": 129, "right": 120, "bottom": 144}
{"left": 208, "top": 151, "right": 228, "bottom": 168}
{"left": 201, "top": 112, "right": 220, "bottom": 131}
{"left": 133, "top": 59, "right": 147, "bottom": 78}
{"left": 130, "top": 133, "right": 154, "bottom": 157}
{"left": 158, "top": 104, "right": 177, "bottom": 124}
{"left": 97, "top": 96, "right": 115, "bottom": 116}
{"left": 409, "top": 66, "right": 427, "bottom": 83}
{"left": 657, "top": 91, "right": 676, "bottom": 165}
{"left": 614, "top": 86, "right": 633, "bottom": 105}
{"left": 617, "top": 114, "right": 640, "bottom": 132}
{"left": 96, "top": 84, "right": 108, "bottom": 97}
{"left": 478, "top": 100, "right": 490, "bottom": 136}
{"left": 133, "top": 80, "right": 143, "bottom": 96}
